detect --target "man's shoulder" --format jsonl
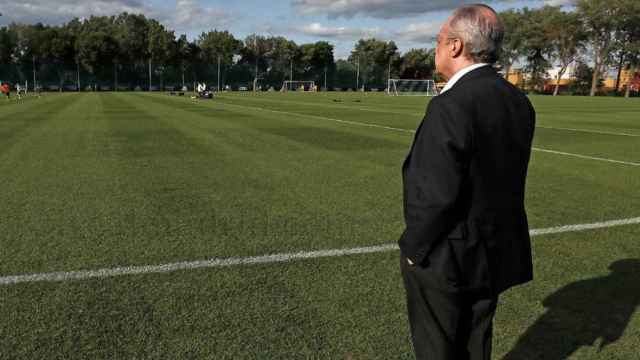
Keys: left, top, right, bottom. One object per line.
{"left": 444, "top": 69, "right": 529, "bottom": 105}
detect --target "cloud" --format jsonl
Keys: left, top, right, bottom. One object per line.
{"left": 543, "top": 0, "right": 575, "bottom": 5}
{"left": 0, "top": 0, "right": 147, "bottom": 25}
{"left": 394, "top": 21, "right": 443, "bottom": 43}
{"left": 0, "top": 0, "right": 231, "bottom": 34}
{"left": 295, "top": 20, "right": 442, "bottom": 47}
{"left": 297, "top": 23, "right": 382, "bottom": 40}
{"left": 291, "top": 0, "right": 504, "bottom": 19}
{"left": 161, "top": 0, "right": 231, "bottom": 33}
{"left": 291, "top": 0, "right": 572, "bottom": 19}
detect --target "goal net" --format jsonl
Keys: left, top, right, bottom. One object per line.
{"left": 281, "top": 81, "right": 316, "bottom": 92}
{"left": 387, "top": 79, "right": 438, "bottom": 96}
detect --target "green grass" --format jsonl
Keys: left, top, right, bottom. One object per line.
{"left": 0, "top": 92, "right": 638, "bottom": 359}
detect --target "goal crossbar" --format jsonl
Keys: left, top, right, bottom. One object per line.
{"left": 387, "top": 79, "right": 438, "bottom": 96}
{"left": 281, "top": 80, "right": 316, "bottom": 92}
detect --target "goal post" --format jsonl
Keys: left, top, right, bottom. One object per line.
{"left": 387, "top": 79, "right": 438, "bottom": 96}
{"left": 281, "top": 80, "right": 317, "bottom": 92}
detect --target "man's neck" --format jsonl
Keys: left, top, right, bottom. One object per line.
{"left": 445, "top": 61, "right": 479, "bottom": 81}
{"left": 439, "top": 62, "right": 490, "bottom": 94}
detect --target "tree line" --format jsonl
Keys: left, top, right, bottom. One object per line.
{"left": 0, "top": 0, "right": 638, "bottom": 96}
{"left": 500, "top": 0, "right": 639, "bottom": 97}
{"left": 0, "top": 13, "right": 405, "bottom": 91}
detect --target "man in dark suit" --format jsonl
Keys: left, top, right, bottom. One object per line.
{"left": 398, "top": 4, "right": 536, "bottom": 360}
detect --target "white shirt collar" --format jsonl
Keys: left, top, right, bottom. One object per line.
{"left": 439, "top": 63, "right": 489, "bottom": 94}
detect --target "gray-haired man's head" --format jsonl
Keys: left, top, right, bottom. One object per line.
{"left": 435, "top": 4, "right": 504, "bottom": 79}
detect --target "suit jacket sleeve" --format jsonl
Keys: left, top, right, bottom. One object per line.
{"left": 399, "top": 97, "right": 470, "bottom": 265}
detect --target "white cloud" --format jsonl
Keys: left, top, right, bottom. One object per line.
{"left": 162, "top": 0, "right": 230, "bottom": 33}
{"left": 297, "top": 23, "right": 382, "bottom": 40}
{"left": 291, "top": 0, "right": 572, "bottom": 19}
{"left": 0, "top": 0, "right": 231, "bottom": 34}
{"left": 394, "top": 21, "right": 443, "bottom": 43}
{"left": 292, "top": 0, "right": 510, "bottom": 19}
{"left": 0, "top": 0, "right": 147, "bottom": 25}
{"left": 543, "top": 0, "right": 575, "bottom": 5}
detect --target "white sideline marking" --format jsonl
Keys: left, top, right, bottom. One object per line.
{"left": 216, "top": 101, "right": 639, "bottom": 167}
{"left": 220, "top": 95, "right": 640, "bottom": 138}
{"left": 532, "top": 148, "right": 640, "bottom": 166}
{"left": 1, "top": 217, "right": 640, "bottom": 286}
{"left": 529, "top": 217, "right": 640, "bottom": 236}
{"left": 217, "top": 100, "right": 416, "bottom": 134}
{"left": 536, "top": 126, "right": 640, "bottom": 137}
{"left": 218, "top": 95, "right": 419, "bottom": 116}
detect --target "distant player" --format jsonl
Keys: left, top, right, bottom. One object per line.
{"left": 1, "top": 82, "right": 10, "bottom": 100}
{"left": 16, "top": 83, "right": 23, "bottom": 100}
{"left": 197, "top": 82, "right": 205, "bottom": 96}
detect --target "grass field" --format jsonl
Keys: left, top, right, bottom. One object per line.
{"left": 0, "top": 91, "right": 638, "bottom": 359}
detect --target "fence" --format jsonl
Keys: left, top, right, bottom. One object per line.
{"left": 0, "top": 60, "right": 394, "bottom": 92}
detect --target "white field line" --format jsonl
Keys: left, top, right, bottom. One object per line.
{"left": 218, "top": 95, "right": 419, "bottom": 116}
{"left": 536, "top": 125, "right": 640, "bottom": 137}
{"left": 219, "top": 95, "right": 640, "bottom": 138}
{"left": 216, "top": 101, "right": 640, "bottom": 167}
{"left": 532, "top": 147, "right": 640, "bottom": 166}
{"left": 217, "top": 100, "right": 416, "bottom": 134}
{"left": 1, "top": 217, "right": 639, "bottom": 286}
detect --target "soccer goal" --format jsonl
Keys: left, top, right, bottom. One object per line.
{"left": 281, "top": 80, "right": 316, "bottom": 92}
{"left": 387, "top": 79, "right": 438, "bottom": 96}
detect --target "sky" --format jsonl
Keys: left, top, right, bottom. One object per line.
{"left": 0, "top": 0, "right": 573, "bottom": 59}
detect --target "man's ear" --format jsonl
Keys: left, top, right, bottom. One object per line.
{"left": 450, "top": 38, "right": 464, "bottom": 59}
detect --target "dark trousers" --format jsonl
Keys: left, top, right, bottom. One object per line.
{"left": 400, "top": 254, "right": 498, "bottom": 360}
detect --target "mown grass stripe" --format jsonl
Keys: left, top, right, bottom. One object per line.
{"left": 208, "top": 98, "right": 640, "bottom": 167}
{"left": 1, "top": 216, "right": 639, "bottom": 286}
{"left": 219, "top": 95, "right": 640, "bottom": 138}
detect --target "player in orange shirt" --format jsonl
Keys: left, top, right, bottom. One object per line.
{"left": 1, "top": 82, "right": 10, "bottom": 100}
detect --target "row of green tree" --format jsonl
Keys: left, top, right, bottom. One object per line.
{"left": 0, "top": 12, "right": 434, "bottom": 91}
{"left": 500, "top": 0, "right": 639, "bottom": 97}
{"left": 0, "top": 0, "right": 638, "bottom": 95}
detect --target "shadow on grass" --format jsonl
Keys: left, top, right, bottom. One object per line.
{"left": 503, "top": 259, "right": 640, "bottom": 360}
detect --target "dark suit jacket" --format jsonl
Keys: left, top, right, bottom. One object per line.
{"left": 398, "top": 65, "right": 536, "bottom": 295}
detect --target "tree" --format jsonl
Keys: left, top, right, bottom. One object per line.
{"left": 569, "top": 61, "right": 598, "bottom": 95}
{"left": 0, "top": 26, "right": 18, "bottom": 84}
{"left": 616, "top": 0, "right": 640, "bottom": 97}
{"left": 174, "top": 34, "right": 199, "bottom": 88}
{"left": 265, "top": 36, "right": 299, "bottom": 83}
{"left": 398, "top": 48, "right": 435, "bottom": 79}
{"left": 334, "top": 59, "right": 356, "bottom": 89}
{"left": 9, "top": 23, "right": 52, "bottom": 88}
{"left": 147, "top": 19, "right": 175, "bottom": 89}
{"left": 198, "top": 30, "right": 242, "bottom": 87}
{"left": 498, "top": 9, "right": 525, "bottom": 80}
{"left": 39, "top": 27, "right": 77, "bottom": 87}
{"left": 576, "top": 0, "right": 621, "bottom": 96}
{"left": 348, "top": 38, "right": 399, "bottom": 89}
{"left": 76, "top": 30, "right": 118, "bottom": 76}
{"left": 299, "top": 41, "right": 335, "bottom": 86}
{"left": 198, "top": 30, "right": 242, "bottom": 66}
{"left": 0, "top": 27, "right": 17, "bottom": 64}
{"left": 519, "top": 7, "right": 555, "bottom": 92}
{"left": 239, "top": 34, "right": 272, "bottom": 89}
{"left": 113, "top": 13, "right": 149, "bottom": 66}
{"left": 545, "top": 8, "right": 587, "bottom": 95}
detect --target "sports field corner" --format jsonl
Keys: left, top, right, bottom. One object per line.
{"left": 0, "top": 91, "right": 638, "bottom": 359}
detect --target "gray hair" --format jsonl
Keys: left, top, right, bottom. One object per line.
{"left": 448, "top": 4, "right": 504, "bottom": 64}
